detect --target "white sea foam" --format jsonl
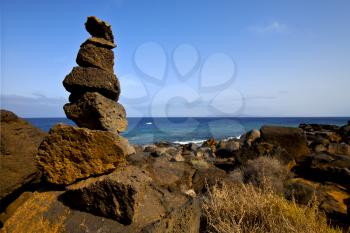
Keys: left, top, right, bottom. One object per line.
{"left": 173, "top": 135, "right": 242, "bottom": 145}
{"left": 173, "top": 139, "right": 207, "bottom": 145}
{"left": 225, "top": 134, "right": 242, "bottom": 140}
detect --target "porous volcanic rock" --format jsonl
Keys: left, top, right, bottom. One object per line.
{"left": 82, "top": 37, "right": 116, "bottom": 49}
{"left": 85, "top": 16, "right": 114, "bottom": 43}
{"left": 1, "top": 186, "right": 196, "bottom": 233}
{"left": 76, "top": 43, "right": 114, "bottom": 72}
{"left": 260, "top": 125, "right": 310, "bottom": 161}
{"left": 0, "top": 110, "right": 46, "bottom": 205}
{"left": 62, "top": 165, "right": 153, "bottom": 224}
{"left": 64, "top": 92, "right": 127, "bottom": 133}
{"left": 63, "top": 66, "right": 120, "bottom": 101}
{"left": 36, "top": 124, "right": 130, "bottom": 185}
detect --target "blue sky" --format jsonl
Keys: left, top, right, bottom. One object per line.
{"left": 1, "top": 0, "right": 350, "bottom": 117}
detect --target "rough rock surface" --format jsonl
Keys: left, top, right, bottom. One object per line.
{"left": 63, "top": 66, "right": 120, "bottom": 101}
{"left": 36, "top": 124, "right": 129, "bottom": 185}
{"left": 82, "top": 37, "right": 116, "bottom": 49}
{"left": 260, "top": 125, "right": 310, "bottom": 161}
{"left": 293, "top": 153, "right": 350, "bottom": 188}
{"left": 76, "top": 43, "right": 114, "bottom": 72}
{"left": 85, "top": 16, "right": 114, "bottom": 43}
{"left": 0, "top": 110, "right": 46, "bottom": 205}
{"left": 62, "top": 165, "right": 153, "bottom": 224}
{"left": 243, "top": 129, "right": 261, "bottom": 146}
{"left": 215, "top": 139, "right": 240, "bottom": 158}
{"left": 1, "top": 172, "right": 196, "bottom": 233}
{"left": 327, "top": 143, "right": 350, "bottom": 156}
{"left": 64, "top": 92, "right": 127, "bottom": 133}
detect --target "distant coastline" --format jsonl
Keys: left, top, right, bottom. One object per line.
{"left": 25, "top": 117, "right": 349, "bottom": 145}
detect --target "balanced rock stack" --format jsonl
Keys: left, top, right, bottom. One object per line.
{"left": 63, "top": 16, "right": 127, "bottom": 133}
{"left": 36, "top": 16, "right": 134, "bottom": 186}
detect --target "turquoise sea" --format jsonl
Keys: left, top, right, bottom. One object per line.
{"left": 26, "top": 117, "right": 349, "bottom": 145}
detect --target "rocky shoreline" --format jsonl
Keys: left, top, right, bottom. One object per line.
{"left": 1, "top": 108, "right": 349, "bottom": 232}
{"left": 1, "top": 16, "right": 349, "bottom": 233}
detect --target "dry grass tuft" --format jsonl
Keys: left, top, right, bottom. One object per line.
{"left": 241, "top": 156, "right": 292, "bottom": 193}
{"left": 202, "top": 182, "right": 341, "bottom": 233}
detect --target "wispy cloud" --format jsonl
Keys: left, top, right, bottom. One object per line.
{"left": 250, "top": 21, "right": 289, "bottom": 34}
{"left": 0, "top": 94, "right": 67, "bottom": 117}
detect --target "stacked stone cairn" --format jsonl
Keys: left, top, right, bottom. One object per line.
{"left": 34, "top": 17, "right": 199, "bottom": 228}
{"left": 64, "top": 16, "right": 127, "bottom": 134}
{"left": 36, "top": 16, "right": 134, "bottom": 186}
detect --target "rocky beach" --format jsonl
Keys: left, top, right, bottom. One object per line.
{"left": 1, "top": 16, "right": 350, "bottom": 233}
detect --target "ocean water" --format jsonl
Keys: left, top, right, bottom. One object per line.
{"left": 26, "top": 117, "right": 349, "bottom": 145}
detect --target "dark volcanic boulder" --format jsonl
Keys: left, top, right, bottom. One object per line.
{"left": 63, "top": 66, "right": 120, "bottom": 101}
{"left": 339, "top": 123, "right": 350, "bottom": 143}
{"left": 0, "top": 110, "right": 46, "bottom": 206}
{"left": 76, "top": 43, "right": 114, "bottom": 72}
{"left": 299, "top": 123, "right": 340, "bottom": 132}
{"left": 36, "top": 124, "right": 131, "bottom": 185}
{"left": 215, "top": 139, "right": 240, "bottom": 158}
{"left": 64, "top": 92, "right": 127, "bottom": 133}
{"left": 293, "top": 153, "right": 350, "bottom": 188}
{"left": 241, "top": 129, "right": 260, "bottom": 146}
{"left": 62, "top": 165, "right": 153, "bottom": 224}
{"left": 260, "top": 125, "right": 310, "bottom": 161}
{"left": 85, "top": 16, "right": 114, "bottom": 43}
{"left": 82, "top": 36, "right": 116, "bottom": 49}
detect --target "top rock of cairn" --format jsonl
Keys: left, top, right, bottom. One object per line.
{"left": 85, "top": 16, "right": 114, "bottom": 43}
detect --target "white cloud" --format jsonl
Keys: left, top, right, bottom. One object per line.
{"left": 250, "top": 21, "right": 288, "bottom": 34}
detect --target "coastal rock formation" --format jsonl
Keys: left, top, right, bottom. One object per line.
{"left": 0, "top": 110, "right": 46, "bottom": 209}
{"left": 37, "top": 124, "right": 128, "bottom": 185}
{"left": 260, "top": 125, "right": 310, "bottom": 161}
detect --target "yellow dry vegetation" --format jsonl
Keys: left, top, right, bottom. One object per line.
{"left": 202, "top": 182, "right": 341, "bottom": 233}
